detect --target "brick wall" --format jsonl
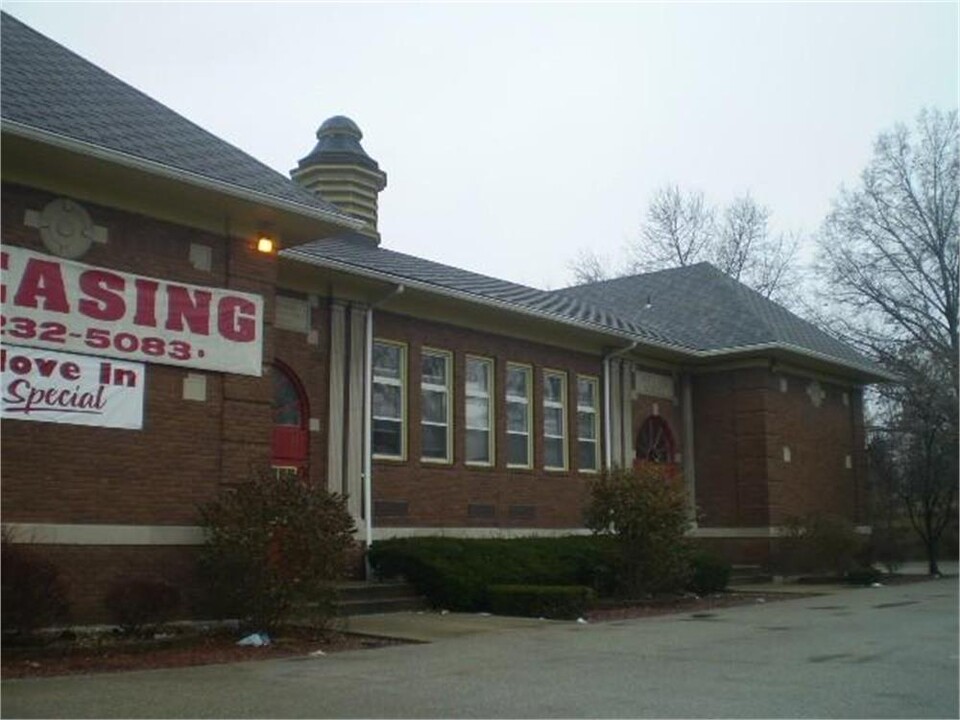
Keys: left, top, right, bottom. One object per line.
{"left": 2, "top": 184, "right": 279, "bottom": 521}
{"left": 692, "top": 368, "right": 771, "bottom": 528}
{"left": 371, "top": 311, "right": 604, "bottom": 529}
{"left": 693, "top": 366, "right": 868, "bottom": 533}
{"left": 766, "top": 373, "right": 866, "bottom": 524}
{"left": 1, "top": 183, "right": 282, "bottom": 620}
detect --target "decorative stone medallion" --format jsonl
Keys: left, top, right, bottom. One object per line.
{"left": 37, "top": 198, "right": 96, "bottom": 259}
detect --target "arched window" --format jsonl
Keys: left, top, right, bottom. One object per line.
{"left": 271, "top": 362, "right": 309, "bottom": 475}
{"left": 635, "top": 416, "right": 675, "bottom": 464}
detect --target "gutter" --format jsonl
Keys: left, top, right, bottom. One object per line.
{"left": 1, "top": 120, "right": 365, "bottom": 231}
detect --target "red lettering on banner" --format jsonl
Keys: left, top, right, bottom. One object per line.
{"left": 218, "top": 297, "right": 256, "bottom": 342}
{"left": 165, "top": 286, "right": 211, "bottom": 335}
{"left": 13, "top": 259, "right": 70, "bottom": 313}
{"left": 1, "top": 251, "right": 8, "bottom": 303}
{"left": 78, "top": 270, "right": 126, "bottom": 321}
{"left": 133, "top": 279, "right": 160, "bottom": 327}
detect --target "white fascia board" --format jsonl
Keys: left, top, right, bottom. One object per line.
{"left": 697, "top": 341, "right": 897, "bottom": 382}
{"left": 1, "top": 120, "right": 365, "bottom": 231}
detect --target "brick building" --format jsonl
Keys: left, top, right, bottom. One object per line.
{"left": 1, "top": 15, "right": 889, "bottom": 621}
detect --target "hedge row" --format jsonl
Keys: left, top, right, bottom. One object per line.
{"left": 487, "top": 585, "right": 595, "bottom": 620}
{"left": 367, "top": 536, "right": 619, "bottom": 611}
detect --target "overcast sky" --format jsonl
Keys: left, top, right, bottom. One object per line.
{"left": 5, "top": 2, "right": 958, "bottom": 289}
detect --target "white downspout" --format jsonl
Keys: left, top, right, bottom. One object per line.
{"left": 363, "top": 284, "right": 405, "bottom": 558}
{"left": 363, "top": 306, "right": 374, "bottom": 550}
{"left": 602, "top": 341, "right": 637, "bottom": 470}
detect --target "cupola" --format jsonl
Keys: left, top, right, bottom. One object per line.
{"left": 291, "top": 116, "right": 387, "bottom": 243}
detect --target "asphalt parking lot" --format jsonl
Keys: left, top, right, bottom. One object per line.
{"left": 3, "top": 571, "right": 957, "bottom": 719}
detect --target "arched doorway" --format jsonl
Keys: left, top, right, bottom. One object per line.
{"left": 271, "top": 361, "right": 309, "bottom": 477}
{"left": 635, "top": 415, "right": 675, "bottom": 465}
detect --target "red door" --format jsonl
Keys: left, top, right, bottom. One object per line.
{"left": 271, "top": 362, "right": 309, "bottom": 477}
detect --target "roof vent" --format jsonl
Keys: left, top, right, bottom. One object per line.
{"left": 291, "top": 116, "right": 387, "bottom": 243}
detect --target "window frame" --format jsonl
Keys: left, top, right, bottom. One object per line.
{"left": 576, "top": 374, "right": 600, "bottom": 473}
{"left": 420, "top": 347, "right": 453, "bottom": 464}
{"left": 372, "top": 339, "right": 407, "bottom": 461}
{"left": 505, "top": 362, "right": 533, "bottom": 469}
{"left": 465, "top": 354, "right": 495, "bottom": 467}
{"left": 543, "top": 369, "right": 568, "bottom": 471}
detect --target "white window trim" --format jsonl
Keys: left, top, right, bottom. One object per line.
{"left": 465, "top": 355, "right": 495, "bottom": 467}
{"left": 506, "top": 362, "right": 533, "bottom": 469}
{"left": 372, "top": 339, "right": 407, "bottom": 461}
{"left": 421, "top": 347, "right": 453, "bottom": 464}
{"left": 543, "top": 369, "right": 568, "bottom": 471}
{"left": 576, "top": 374, "right": 600, "bottom": 473}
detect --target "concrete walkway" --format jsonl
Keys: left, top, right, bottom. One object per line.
{"left": 4, "top": 570, "right": 956, "bottom": 719}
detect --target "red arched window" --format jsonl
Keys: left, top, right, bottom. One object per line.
{"left": 635, "top": 415, "right": 675, "bottom": 464}
{"left": 271, "top": 362, "right": 309, "bottom": 476}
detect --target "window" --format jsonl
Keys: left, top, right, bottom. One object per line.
{"left": 465, "top": 356, "right": 494, "bottom": 465}
{"left": 372, "top": 341, "right": 405, "bottom": 459}
{"left": 506, "top": 364, "right": 532, "bottom": 468}
{"left": 543, "top": 370, "right": 567, "bottom": 470}
{"left": 636, "top": 416, "right": 674, "bottom": 463}
{"left": 421, "top": 349, "right": 452, "bottom": 462}
{"left": 577, "top": 376, "right": 599, "bottom": 472}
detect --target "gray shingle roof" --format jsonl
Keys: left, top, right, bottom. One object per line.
{"left": 285, "top": 237, "right": 682, "bottom": 348}
{"left": 1, "top": 13, "right": 352, "bottom": 222}
{"left": 556, "top": 263, "right": 883, "bottom": 374}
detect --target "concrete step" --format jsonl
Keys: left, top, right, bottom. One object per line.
{"left": 336, "top": 596, "right": 427, "bottom": 616}
{"left": 729, "top": 565, "right": 774, "bottom": 585}
{"left": 334, "top": 581, "right": 426, "bottom": 616}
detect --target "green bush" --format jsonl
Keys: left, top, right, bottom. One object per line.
{"left": 777, "top": 513, "right": 864, "bottom": 576}
{"left": 1, "top": 531, "right": 70, "bottom": 635}
{"left": 584, "top": 465, "right": 693, "bottom": 596}
{"left": 487, "top": 585, "right": 595, "bottom": 620}
{"left": 198, "top": 472, "right": 356, "bottom": 631}
{"left": 687, "top": 552, "right": 731, "bottom": 595}
{"left": 104, "top": 579, "right": 181, "bottom": 635}
{"left": 844, "top": 566, "right": 884, "bottom": 586}
{"left": 368, "top": 535, "right": 617, "bottom": 611}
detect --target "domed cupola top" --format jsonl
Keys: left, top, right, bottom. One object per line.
{"left": 291, "top": 115, "right": 388, "bottom": 243}
{"left": 297, "top": 115, "right": 381, "bottom": 172}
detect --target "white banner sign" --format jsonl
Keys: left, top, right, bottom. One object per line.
{"left": 2, "top": 346, "right": 144, "bottom": 429}
{"left": 1, "top": 246, "right": 263, "bottom": 376}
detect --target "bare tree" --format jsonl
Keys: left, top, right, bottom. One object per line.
{"left": 714, "top": 194, "right": 801, "bottom": 303}
{"left": 568, "top": 248, "right": 614, "bottom": 285}
{"left": 627, "top": 185, "right": 714, "bottom": 272}
{"left": 817, "top": 108, "right": 959, "bottom": 575}
{"left": 570, "top": 185, "right": 800, "bottom": 303}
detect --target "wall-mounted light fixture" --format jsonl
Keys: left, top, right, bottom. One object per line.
{"left": 256, "top": 235, "right": 276, "bottom": 254}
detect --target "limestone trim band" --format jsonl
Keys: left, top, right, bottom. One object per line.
{"left": 1, "top": 523, "right": 873, "bottom": 546}
{"left": 2, "top": 523, "right": 205, "bottom": 546}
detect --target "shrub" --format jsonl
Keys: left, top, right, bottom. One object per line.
{"left": 687, "top": 552, "right": 731, "bottom": 595}
{"left": 104, "top": 579, "right": 181, "bottom": 635}
{"left": 777, "top": 513, "right": 864, "bottom": 576}
{"left": 368, "top": 536, "right": 617, "bottom": 611}
{"left": 487, "top": 585, "right": 595, "bottom": 620}
{"left": 198, "top": 471, "right": 356, "bottom": 631}
{"left": 1, "top": 531, "right": 70, "bottom": 635}
{"left": 584, "top": 465, "right": 693, "bottom": 596}
{"left": 844, "top": 566, "right": 884, "bottom": 586}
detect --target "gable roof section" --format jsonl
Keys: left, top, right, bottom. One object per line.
{"left": 556, "top": 263, "right": 887, "bottom": 377}
{"left": 0, "top": 13, "right": 357, "bottom": 227}
{"left": 285, "top": 237, "right": 685, "bottom": 349}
